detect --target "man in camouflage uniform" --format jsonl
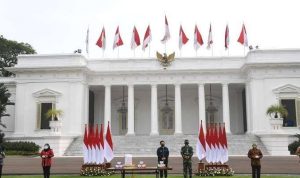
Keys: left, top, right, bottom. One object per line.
{"left": 181, "top": 139, "right": 193, "bottom": 178}
{"left": 248, "top": 143, "right": 263, "bottom": 178}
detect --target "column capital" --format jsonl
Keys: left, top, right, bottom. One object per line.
{"left": 198, "top": 83, "right": 205, "bottom": 87}
{"left": 174, "top": 83, "right": 181, "bottom": 87}
{"left": 151, "top": 84, "right": 157, "bottom": 87}
{"left": 104, "top": 84, "right": 111, "bottom": 88}
{"left": 222, "top": 82, "right": 229, "bottom": 86}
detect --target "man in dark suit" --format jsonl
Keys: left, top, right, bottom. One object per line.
{"left": 248, "top": 143, "right": 263, "bottom": 178}
{"left": 157, "top": 140, "right": 169, "bottom": 178}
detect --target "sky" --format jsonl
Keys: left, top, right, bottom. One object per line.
{"left": 1, "top": 0, "right": 300, "bottom": 59}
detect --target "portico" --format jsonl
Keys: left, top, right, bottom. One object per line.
{"left": 2, "top": 49, "right": 300, "bottom": 156}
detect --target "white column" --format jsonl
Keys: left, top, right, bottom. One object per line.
{"left": 104, "top": 85, "right": 111, "bottom": 131}
{"left": 222, "top": 83, "right": 231, "bottom": 133}
{"left": 127, "top": 84, "right": 135, "bottom": 135}
{"left": 245, "top": 82, "right": 252, "bottom": 133}
{"left": 198, "top": 83, "right": 206, "bottom": 130}
{"left": 150, "top": 84, "right": 159, "bottom": 135}
{"left": 174, "top": 84, "right": 183, "bottom": 135}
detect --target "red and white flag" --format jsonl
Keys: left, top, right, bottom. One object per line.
{"left": 104, "top": 122, "right": 114, "bottom": 162}
{"left": 91, "top": 125, "right": 97, "bottom": 164}
{"left": 207, "top": 24, "right": 213, "bottom": 49}
{"left": 194, "top": 25, "right": 204, "bottom": 50}
{"left": 87, "top": 125, "right": 94, "bottom": 164}
{"left": 99, "top": 124, "right": 105, "bottom": 164}
{"left": 237, "top": 24, "right": 248, "bottom": 46}
{"left": 96, "top": 27, "right": 106, "bottom": 50}
{"left": 225, "top": 25, "right": 229, "bottom": 50}
{"left": 142, "top": 25, "right": 152, "bottom": 51}
{"left": 83, "top": 124, "right": 89, "bottom": 164}
{"left": 215, "top": 124, "right": 222, "bottom": 163}
{"left": 211, "top": 125, "right": 217, "bottom": 163}
{"left": 179, "top": 25, "right": 189, "bottom": 49}
{"left": 161, "top": 15, "right": 170, "bottom": 44}
{"left": 131, "top": 26, "right": 141, "bottom": 50}
{"left": 205, "top": 124, "right": 212, "bottom": 163}
{"left": 221, "top": 124, "right": 229, "bottom": 163}
{"left": 196, "top": 120, "right": 206, "bottom": 160}
{"left": 95, "top": 125, "right": 101, "bottom": 164}
{"left": 113, "top": 26, "right": 124, "bottom": 50}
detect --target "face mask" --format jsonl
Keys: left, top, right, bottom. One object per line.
{"left": 161, "top": 144, "right": 165, "bottom": 147}
{"left": 44, "top": 146, "right": 49, "bottom": 150}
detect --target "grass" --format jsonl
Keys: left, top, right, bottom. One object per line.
{"left": 2, "top": 176, "right": 300, "bottom": 178}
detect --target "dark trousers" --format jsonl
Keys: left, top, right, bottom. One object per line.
{"left": 0, "top": 165, "right": 2, "bottom": 178}
{"left": 159, "top": 162, "right": 168, "bottom": 178}
{"left": 251, "top": 165, "right": 261, "bottom": 178}
{"left": 183, "top": 162, "right": 192, "bottom": 178}
{"left": 43, "top": 166, "right": 51, "bottom": 178}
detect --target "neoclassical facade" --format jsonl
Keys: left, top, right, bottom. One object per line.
{"left": 1, "top": 49, "right": 300, "bottom": 156}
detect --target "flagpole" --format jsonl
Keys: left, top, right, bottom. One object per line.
{"left": 164, "top": 43, "right": 166, "bottom": 54}
{"left": 118, "top": 48, "right": 120, "bottom": 58}
{"left": 134, "top": 49, "right": 136, "bottom": 58}
{"left": 244, "top": 46, "right": 245, "bottom": 56}
{"left": 102, "top": 50, "right": 104, "bottom": 58}
{"left": 149, "top": 44, "right": 151, "bottom": 58}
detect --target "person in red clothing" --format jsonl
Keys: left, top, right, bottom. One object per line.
{"left": 40, "top": 143, "right": 54, "bottom": 178}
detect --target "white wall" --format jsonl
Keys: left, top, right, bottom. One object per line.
{"left": 13, "top": 81, "right": 86, "bottom": 137}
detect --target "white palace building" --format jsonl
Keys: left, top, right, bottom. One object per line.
{"left": 1, "top": 49, "right": 300, "bottom": 156}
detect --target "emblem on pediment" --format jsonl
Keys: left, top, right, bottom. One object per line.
{"left": 156, "top": 51, "right": 175, "bottom": 69}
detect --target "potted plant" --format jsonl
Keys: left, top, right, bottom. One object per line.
{"left": 266, "top": 104, "right": 288, "bottom": 130}
{"left": 46, "top": 109, "right": 63, "bottom": 133}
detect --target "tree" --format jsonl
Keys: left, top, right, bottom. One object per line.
{"left": 0, "top": 83, "right": 12, "bottom": 143}
{"left": 0, "top": 35, "right": 36, "bottom": 77}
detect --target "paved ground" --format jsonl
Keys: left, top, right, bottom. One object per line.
{"left": 3, "top": 156, "right": 300, "bottom": 175}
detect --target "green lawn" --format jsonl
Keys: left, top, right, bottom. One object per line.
{"left": 2, "top": 176, "right": 300, "bottom": 178}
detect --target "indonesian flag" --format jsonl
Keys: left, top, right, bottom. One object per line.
{"left": 221, "top": 124, "right": 229, "bottom": 163}
{"left": 194, "top": 25, "right": 204, "bottom": 50}
{"left": 87, "top": 125, "right": 94, "bottom": 164}
{"left": 215, "top": 124, "right": 222, "bottom": 163}
{"left": 91, "top": 125, "right": 97, "bottom": 164}
{"left": 104, "top": 122, "right": 114, "bottom": 162}
{"left": 237, "top": 24, "right": 248, "bottom": 46}
{"left": 179, "top": 25, "right": 189, "bottom": 49}
{"left": 131, "top": 26, "right": 140, "bottom": 50}
{"left": 95, "top": 125, "right": 101, "bottom": 165}
{"left": 161, "top": 15, "right": 170, "bottom": 44}
{"left": 83, "top": 124, "right": 89, "bottom": 164}
{"left": 96, "top": 27, "right": 106, "bottom": 50}
{"left": 211, "top": 125, "right": 217, "bottom": 163}
{"left": 142, "top": 25, "right": 152, "bottom": 51}
{"left": 196, "top": 120, "right": 206, "bottom": 160}
{"left": 205, "top": 124, "right": 212, "bottom": 163}
{"left": 207, "top": 24, "right": 213, "bottom": 49}
{"left": 225, "top": 25, "right": 229, "bottom": 50}
{"left": 113, "top": 26, "right": 124, "bottom": 49}
{"left": 99, "top": 124, "right": 105, "bottom": 164}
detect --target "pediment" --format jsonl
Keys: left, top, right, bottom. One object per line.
{"left": 273, "top": 84, "right": 300, "bottom": 94}
{"left": 33, "top": 88, "right": 62, "bottom": 98}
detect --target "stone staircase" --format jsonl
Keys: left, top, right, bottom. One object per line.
{"left": 64, "top": 134, "right": 269, "bottom": 156}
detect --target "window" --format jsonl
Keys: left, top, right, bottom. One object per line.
{"left": 273, "top": 84, "right": 300, "bottom": 127}
{"left": 33, "top": 88, "right": 61, "bottom": 130}
{"left": 37, "top": 103, "right": 55, "bottom": 129}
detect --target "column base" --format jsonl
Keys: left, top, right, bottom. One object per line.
{"left": 126, "top": 133, "right": 135, "bottom": 136}
{"left": 150, "top": 132, "right": 159, "bottom": 136}
{"left": 174, "top": 132, "right": 183, "bottom": 136}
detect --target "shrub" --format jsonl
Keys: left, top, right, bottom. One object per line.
{"left": 288, "top": 134, "right": 300, "bottom": 155}
{"left": 2, "top": 141, "right": 40, "bottom": 155}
